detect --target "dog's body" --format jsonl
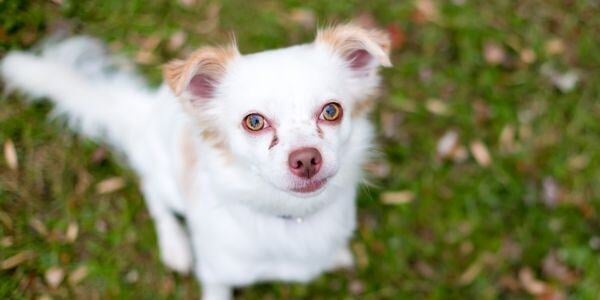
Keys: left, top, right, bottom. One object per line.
{"left": 1, "top": 25, "right": 390, "bottom": 299}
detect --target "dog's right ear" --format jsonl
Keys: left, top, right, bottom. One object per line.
{"left": 163, "top": 45, "right": 239, "bottom": 105}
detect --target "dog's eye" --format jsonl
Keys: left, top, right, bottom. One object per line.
{"left": 321, "top": 103, "right": 342, "bottom": 122}
{"left": 244, "top": 113, "right": 266, "bottom": 131}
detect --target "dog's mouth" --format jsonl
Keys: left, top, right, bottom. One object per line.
{"left": 290, "top": 178, "right": 328, "bottom": 194}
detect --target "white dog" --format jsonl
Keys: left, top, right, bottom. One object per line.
{"left": 1, "top": 24, "right": 391, "bottom": 299}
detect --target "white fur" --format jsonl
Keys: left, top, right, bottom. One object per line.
{"left": 1, "top": 32, "right": 385, "bottom": 299}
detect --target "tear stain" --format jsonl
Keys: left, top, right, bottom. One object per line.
{"left": 269, "top": 135, "right": 279, "bottom": 149}
{"left": 316, "top": 126, "right": 324, "bottom": 138}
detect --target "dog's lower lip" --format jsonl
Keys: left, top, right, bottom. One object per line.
{"left": 291, "top": 178, "right": 327, "bottom": 193}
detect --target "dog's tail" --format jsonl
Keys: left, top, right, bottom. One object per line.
{"left": 1, "top": 36, "right": 156, "bottom": 153}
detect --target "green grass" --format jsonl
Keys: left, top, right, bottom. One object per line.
{"left": 1, "top": 0, "right": 599, "bottom": 299}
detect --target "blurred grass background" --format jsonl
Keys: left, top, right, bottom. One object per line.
{"left": 0, "top": 0, "right": 599, "bottom": 299}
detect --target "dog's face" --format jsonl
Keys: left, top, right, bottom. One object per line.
{"left": 165, "top": 25, "right": 390, "bottom": 208}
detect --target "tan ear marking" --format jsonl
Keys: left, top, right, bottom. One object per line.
{"left": 315, "top": 23, "right": 392, "bottom": 68}
{"left": 162, "top": 45, "right": 240, "bottom": 97}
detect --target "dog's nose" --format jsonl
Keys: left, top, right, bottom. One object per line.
{"left": 288, "top": 147, "right": 322, "bottom": 179}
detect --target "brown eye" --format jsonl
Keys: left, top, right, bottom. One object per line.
{"left": 244, "top": 114, "right": 265, "bottom": 131}
{"left": 321, "top": 103, "right": 342, "bottom": 121}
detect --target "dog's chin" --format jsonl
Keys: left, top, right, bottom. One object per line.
{"left": 288, "top": 178, "right": 329, "bottom": 198}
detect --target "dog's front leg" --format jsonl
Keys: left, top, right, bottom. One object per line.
{"left": 202, "top": 283, "right": 232, "bottom": 300}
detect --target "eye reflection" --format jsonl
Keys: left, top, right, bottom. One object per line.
{"left": 244, "top": 114, "right": 265, "bottom": 131}
{"left": 321, "top": 103, "right": 342, "bottom": 121}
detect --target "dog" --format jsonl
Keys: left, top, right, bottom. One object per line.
{"left": 1, "top": 24, "right": 391, "bottom": 299}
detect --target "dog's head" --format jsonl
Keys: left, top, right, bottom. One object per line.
{"left": 164, "top": 24, "right": 390, "bottom": 213}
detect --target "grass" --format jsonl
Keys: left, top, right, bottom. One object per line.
{"left": 1, "top": 0, "right": 599, "bottom": 298}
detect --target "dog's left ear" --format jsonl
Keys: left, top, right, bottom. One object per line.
{"left": 163, "top": 45, "right": 239, "bottom": 105}
{"left": 315, "top": 24, "right": 392, "bottom": 73}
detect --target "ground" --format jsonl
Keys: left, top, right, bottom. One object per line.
{"left": 0, "top": 0, "right": 599, "bottom": 299}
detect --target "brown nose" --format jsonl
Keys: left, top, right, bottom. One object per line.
{"left": 288, "top": 147, "right": 322, "bottom": 179}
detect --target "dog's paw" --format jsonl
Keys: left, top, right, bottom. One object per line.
{"left": 157, "top": 221, "right": 193, "bottom": 274}
{"left": 332, "top": 246, "right": 354, "bottom": 270}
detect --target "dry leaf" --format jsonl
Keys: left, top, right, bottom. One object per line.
{"left": 542, "top": 177, "right": 560, "bottom": 207}
{"left": 380, "top": 111, "right": 403, "bottom": 138}
{"left": 65, "top": 222, "right": 79, "bottom": 243}
{"left": 541, "top": 64, "right": 579, "bottom": 93}
{"left": 545, "top": 38, "right": 565, "bottom": 55}
{"left": 179, "top": 0, "right": 196, "bottom": 7}
{"left": 470, "top": 140, "right": 491, "bottom": 167}
{"left": 289, "top": 8, "right": 316, "bottom": 30}
{"left": 96, "top": 177, "right": 126, "bottom": 194}
{"left": 519, "top": 267, "right": 548, "bottom": 295}
{"left": 349, "top": 279, "right": 365, "bottom": 295}
{"left": 0, "top": 210, "right": 13, "bottom": 230}
{"left": 4, "top": 139, "right": 18, "bottom": 170}
{"left": 520, "top": 48, "right": 536, "bottom": 64}
{"left": 45, "top": 266, "right": 65, "bottom": 288}
{"left": 567, "top": 154, "right": 589, "bottom": 171}
{"left": 458, "top": 258, "right": 484, "bottom": 285}
{"left": 363, "top": 160, "right": 391, "bottom": 178}
{"left": 542, "top": 252, "right": 578, "bottom": 285}
{"left": 125, "top": 269, "right": 139, "bottom": 283}
{"left": 352, "top": 242, "right": 369, "bottom": 269}
{"left": 437, "top": 130, "right": 459, "bottom": 158}
{"left": 1, "top": 251, "right": 35, "bottom": 270}
{"left": 1, "top": 236, "right": 13, "bottom": 247}
{"left": 415, "top": 260, "right": 435, "bottom": 279}
{"left": 387, "top": 23, "right": 406, "bottom": 50}
{"left": 426, "top": 98, "right": 449, "bottom": 115}
{"left": 484, "top": 42, "right": 506, "bottom": 65}
{"left": 381, "top": 191, "right": 415, "bottom": 205}
{"left": 29, "top": 218, "right": 48, "bottom": 237}
{"left": 68, "top": 265, "right": 88, "bottom": 285}
{"left": 499, "top": 125, "right": 516, "bottom": 153}
{"left": 168, "top": 31, "right": 187, "bottom": 51}
{"left": 414, "top": 0, "right": 439, "bottom": 23}
{"left": 196, "top": 3, "right": 221, "bottom": 34}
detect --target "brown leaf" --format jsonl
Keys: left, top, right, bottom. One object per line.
{"left": 413, "top": 0, "right": 439, "bottom": 23}
{"left": 542, "top": 252, "right": 578, "bottom": 285}
{"left": 386, "top": 23, "right": 406, "bottom": 50}
{"left": 567, "top": 154, "right": 589, "bottom": 171}
{"left": 65, "top": 222, "right": 79, "bottom": 243}
{"left": 96, "top": 177, "right": 126, "bottom": 194}
{"left": 349, "top": 279, "right": 365, "bottom": 295}
{"left": 167, "top": 30, "right": 187, "bottom": 51}
{"left": 484, "top": 42, "right": 506, "bottom": 65}
{"left": 125, "top": 269, "right": 139, "bottom": 283}
{"left": 45, "top": 266, "right": 65, "bottom": 288}
{"left": 1, "top": 236, "right": 13, "bottom": 247}
{"left": 458, "top": 258, "right": 484, "bottom": 285}
{"left": 179, "top": 0, "right": 196, "bottom": 7}
{"left": 380, "top": 111, "right": 403, "bottom": 139}
{"left": 470, "top": 140, "right": 491, "bottom": 167}
{"left": 519, "top": 267, "right": 548, "bottom": 295}
{"left": 520, "top": 48, "right": 536, "bottom": 64}
{"left": 289, "top": 8, "right": 316, "bottom": 30}
{"left": 363, "top": 160, "right": 391, "bottom": 178}
{"left": 380, "top": 191, "right": 414, "bottom": 205}
{"left": 354, "top": 11, "right": 377, "bottom": 28}
{"left": 1, "top": 251, "right": 35, "bottom": 270}
{"left": 426, "top": 98, "right": 449, "bottom": 115}
{"left": 437, "top": 130, "right": 459, "bottom": 158}
{"left": 542, "top": 177, "right": 560, "bottom": 207}
{"left": 545, "top": 38, "right": 565, "bottom": 56}
{"left": 0, "top": 210, "right": 13, "bottom": 230}
{"left": 499, "top": 125, "right": 516, "bottom": 153}
{"left": 4, "top": 139, "right": 18, "bottom": 170}
{"left": 415, "top": 260, "right": 436, "bottom": 279}
{"left": 68, "top": 265, "right": 88, "bottom": 285}
{"left": 29, "top": 218, "right": 48, "bottom": 237}
{"left": 352, "top": 242, "right": 369, "bottom": 269}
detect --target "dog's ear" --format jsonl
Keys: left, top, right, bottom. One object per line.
{"left": 315, "top": 24, "right": 392, "bottom": 74}
{"left": 163, "top": 45, "right": 239, "bottom": 104}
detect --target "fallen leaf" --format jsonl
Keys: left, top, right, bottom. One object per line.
{"left": 1, "top": 236, "right": 13, "bottom": 247}
{"left": 96, "top": 177, "right": 126, "bottom": 194}
{"left": 413, "top": 0, "right": 439, "bottom": 23}
{"left": 65, "top": 222, "right": 78, "bottom": 243}
{"left": 499, "top": 125, "right": 516, "bottom": 153}
{"left": 470, "top": 140, "right": 491, "bottom": 167}
{"left": 458, "top": 258, "right": 484, "bottom": 285}
{"left": 589, "top": 236, "right": 600, "bottom": 250}
{"left": 125, "top": 269, "right": 139, "bottom": 283}
{"left": 380, "top": 111, "right": 403, "bottom": 139}
{"left": 29, "top": 218, "right": 48, "bottom": 237}
{"left": 167, "top": 30, "right": 187, "bottom": 51}
{"left": 473, "top": 100, "right": 490, "bottom": 124}
{"left": 352, "top": 242, "right": 369, "bottom": 269}
{"left": 1, "top": 251, "right": 35, "bottom": 270}
{"left": 484, "top": 42, "right": 506, "bottom": 65}
{"left": 45, "top": 266, "right": 65, "bottom": 288}
{"left": 349, "top": 279, "right": 365, "bottom": 295}
{"left": 289, "top": 8, "right": 316, "bottom": 30}
{"left": 4, "top": 139, "right": 18, "bottom": 170}
{"left": 37, "top": 294, "right": 52, "bottom": 300}
{"left": 437, "top": 130, "right": 459, "bottom": 158}
{"left": 91, "top": 147, "right": 108, "bottom": 164}
{"left": 545, "top": 38, "right": 565, "bottom": 55}
{"left": 363, "top": 160, "right": 391, "bottom": 178}
{"left": 386, "top": 23, "right": 406, "bottom": 49}
{"left": 179, "top": 0, "right": 196, "bottom": 7}
{"left": 415, "top": 260, "right": 436, "bottom": 279}
{"left": 520, "top": 48, "right": 536, "bottom": 64}
{"left": 381, "top": 191, "right": 415, "bottom": 205}
{"left": 540, "top": 64, "right": 579, "bottom": 93}
{"left": 542, "top": 177, "right": 560, "bottom": 207}
{"left": 542, "top": 252, "right": 578, "bottom": 285}
{"left": 0, "top": 210, "right": 12, "bottom": 230}
{"left": 519, "top": 267, "right": 548, "bottom": 295}
{"left": 68, "top": 265, "right": 88, "bottom": 285}
{"left": 567, "top": 154, "right": 589, "bottom": 171}
{"left": 354, "top": 11, "right": 377, "bottom": 28}
{"left": 426, "top": 98, "right": 449, "bottom": 115}
{"left": 196, "top": 3, "right": 221, "bottom": 34}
